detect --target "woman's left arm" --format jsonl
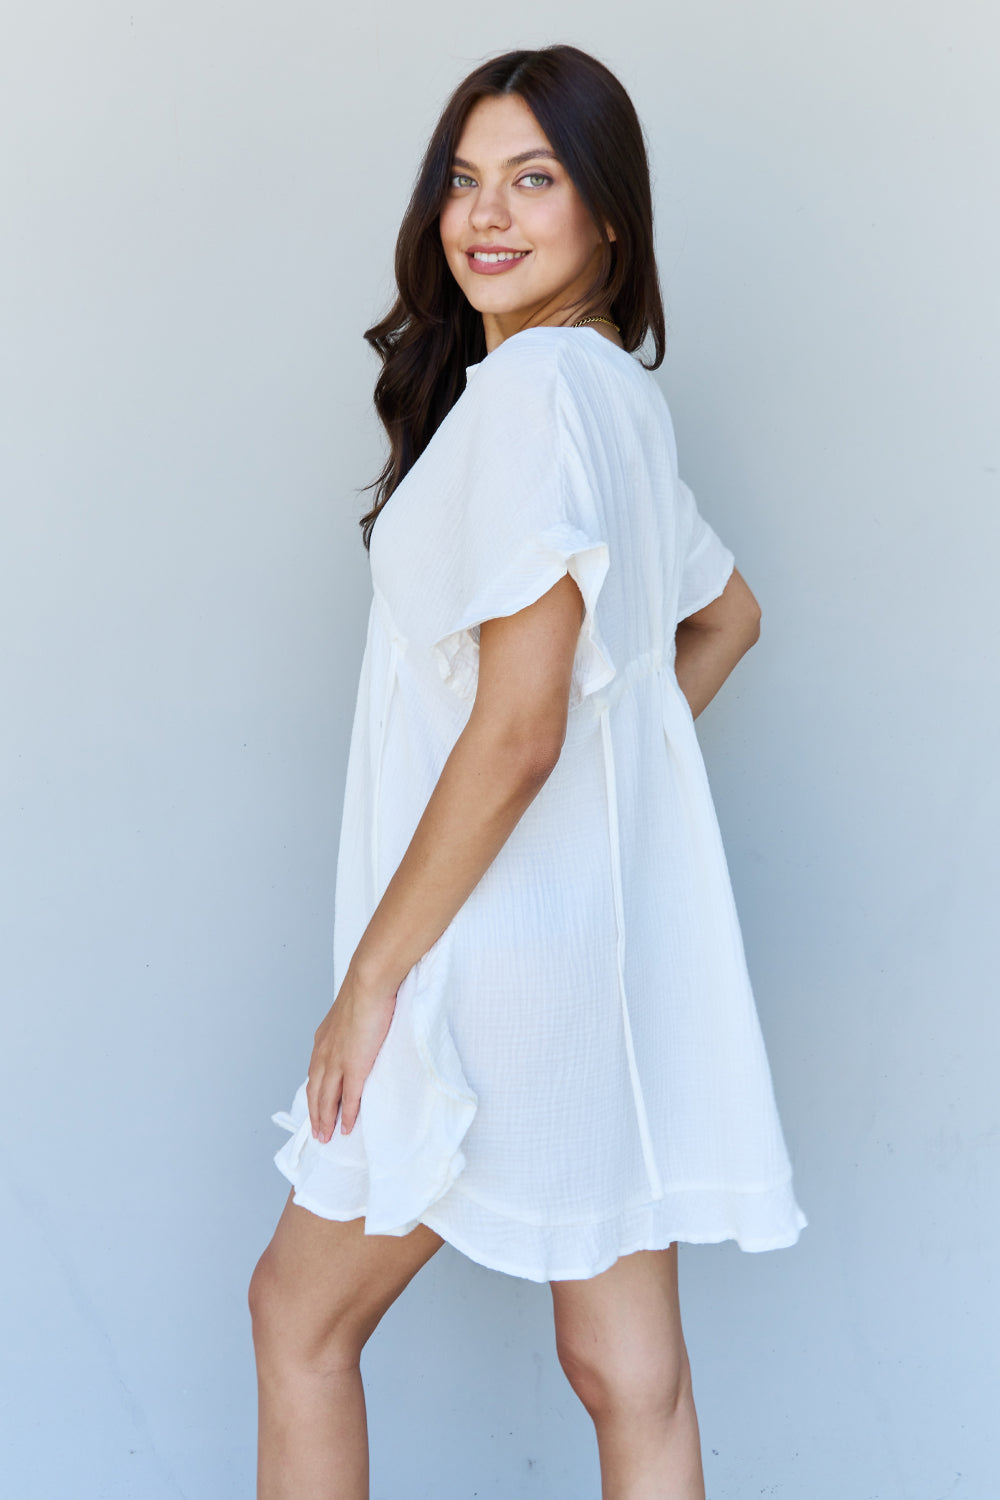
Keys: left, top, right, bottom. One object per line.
{"left": 306, "top": 573, "right": 586, "bottom": 1143}
{"left": 674, "top": 567, "right": 762, "bottom": 719}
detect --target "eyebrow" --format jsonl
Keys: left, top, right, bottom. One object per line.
{"left": 450, "top": 149, "right": 560, "bottom": 171}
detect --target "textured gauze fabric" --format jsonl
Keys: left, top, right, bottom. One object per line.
{"left": 271, "top": 324, "right": 808, "bottom": 1282}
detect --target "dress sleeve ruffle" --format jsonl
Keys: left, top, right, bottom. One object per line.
{"left": 272, "top": 928, "right": 478, "bottom": 1236}
{"left": 676, "top": 478, "right": 736, "bottom": 622}
{"left": 432, "top": 521, "right": 615, "bottom": 707}
{"left": 374, "top": 337, "right": 620, "bottom": 711}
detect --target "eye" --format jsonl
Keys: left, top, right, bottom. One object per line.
{"left": 519, "top": 172, "right": 552, "bottom": 188}
{"left": 449, "top": 173, "right": 475, "bottom": 188}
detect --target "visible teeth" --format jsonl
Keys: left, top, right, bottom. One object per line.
{"left": 472, "top": 250, "right": 528, "bottom": 263}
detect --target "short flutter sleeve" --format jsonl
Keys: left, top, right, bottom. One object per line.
{"left": 375, "top": 339, "right": 617, "bottom": 709}
{"left": 432, "top": 513, "right": 615, "bottom": 708}
{"left": 675, "top": 479, "right": 736, "bottom": 623}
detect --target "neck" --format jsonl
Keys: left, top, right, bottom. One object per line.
{"left": 481, "top": 311, "right": 623, "bottom": 354}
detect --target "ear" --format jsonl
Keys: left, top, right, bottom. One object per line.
{"left": 604, "top": 222, "right": 617, "bottom": 244}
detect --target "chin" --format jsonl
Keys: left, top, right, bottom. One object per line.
{"left": 462, "top": 279, "right": 540, "bottom": 309}
{"left": 462, "top": 289, "right": 522, "bottom": 316}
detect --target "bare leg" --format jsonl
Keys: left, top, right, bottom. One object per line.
{"left": 550, "top": 1244, "right": 705, "bottom": 1500}
{"left": 249, "top": 1190, "right": 445, "bottom": 1500}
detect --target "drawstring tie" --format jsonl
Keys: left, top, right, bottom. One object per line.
{"left": 597, "top": 690, "right": 665, "bottom": 1201}
{"left": 370, "top": 631, "right": 401, "bottom": 889}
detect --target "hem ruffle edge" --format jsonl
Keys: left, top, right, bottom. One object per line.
{"left": 272, "top": 926, "right": 478, "bottom": 1238}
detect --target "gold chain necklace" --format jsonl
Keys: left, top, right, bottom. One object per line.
{"left": 572, "top": 314, "right": 622, "bottom": 332}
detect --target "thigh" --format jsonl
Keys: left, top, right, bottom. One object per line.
{"left": 252, "top": 1190, "right": 446, "bottom": 1358}
{"left": 549, "top": 1245, "right": 687, "bottom": 1382}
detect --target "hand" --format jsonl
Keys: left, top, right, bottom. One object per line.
{"left": 306, "top": 965, "right": 399, "bottom": 1142}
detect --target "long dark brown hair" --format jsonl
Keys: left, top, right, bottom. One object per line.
{"left": 358, "top": 44, "right": 666, "bottom": 549}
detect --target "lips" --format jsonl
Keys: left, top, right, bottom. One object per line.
{"left": 465, "top": 247, "right": 531, "bottom": 275}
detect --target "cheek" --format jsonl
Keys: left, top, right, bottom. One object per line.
{"left": 531, "top": 199, "right": 595, "bottom": 263}
{"left": 563, "top": 205, "right": 600, "bottom": 262}
{"left": 439, "top": 205, "right": 462, "bottom": 255}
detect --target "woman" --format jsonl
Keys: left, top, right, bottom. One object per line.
{"left": 250, "top": 44, "right": 806, "bottom": 1499}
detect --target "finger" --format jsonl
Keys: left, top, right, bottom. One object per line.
{"left": 306, "top": 1067, "right": 329, "bottom": 1140}
{"left": 305, "top": 1069, "right": 322, "bottom": 1137}
{"left": 315, "top": 1072, "right": 343, "bottom": 1144}
{"left": 340, "top": 1083, "right": 363, "bottom": 1136}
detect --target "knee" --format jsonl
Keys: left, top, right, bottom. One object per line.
{"left": 247, "top": 1248, "right": 278, "bottom": 1334}
{"left": 247, "top": 1249, "right": 291, "bottom": 1356}
{"left": 556, "top": 1333, "right": 693, "bottom": 1422}
{"left": 248, "top": 1249, "right": 365, "bottom": 1376}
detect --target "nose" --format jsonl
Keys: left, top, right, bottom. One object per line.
{"left": 469, "top": 181, "right": 511, "bottom": 233}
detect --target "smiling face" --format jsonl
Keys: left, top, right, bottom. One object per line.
{"left": 439, "top": 93, "right": 614, "bottom": 352}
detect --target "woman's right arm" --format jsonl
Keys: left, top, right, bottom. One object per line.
{"left": 305, "top": 571, "right": 587, "bottom": 1145}
{"left": 673, "top": 567, "right": 762, "bottom": 719}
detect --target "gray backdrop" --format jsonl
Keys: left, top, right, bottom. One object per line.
{"left": 2, "top": 3, "right": 997, "bottom": 1497}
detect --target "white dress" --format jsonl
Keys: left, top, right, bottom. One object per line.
{"left": 272, "top": 324, "right": 807, "bottom": 1282}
